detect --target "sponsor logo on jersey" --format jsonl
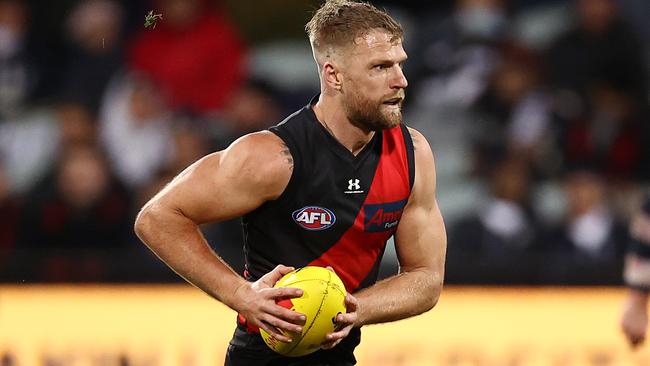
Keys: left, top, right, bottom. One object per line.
{"left": 344, "top": 178, "right": 364, "bottom": 194}
{"left": 292, "top": 206, "right": 336, "bottom": 231}
{"left": 363, "top": 199, "right": 407, "bottom": 232}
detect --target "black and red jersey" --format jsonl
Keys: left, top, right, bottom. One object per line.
{"left": 242, "top": 98, "right": 415, "bottom": 293}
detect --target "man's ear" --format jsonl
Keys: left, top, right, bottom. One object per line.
{"left": 323, "top": 61, "right": 342, "bottom": 91}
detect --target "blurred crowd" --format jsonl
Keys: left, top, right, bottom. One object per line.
{"left": 0, "top": 0, "right": 648, "bottom": 285}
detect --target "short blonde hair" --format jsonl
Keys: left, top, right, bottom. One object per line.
{"left": 305, "top": 0, "right": 403, "bottom": 52}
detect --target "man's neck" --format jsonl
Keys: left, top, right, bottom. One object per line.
{"left": 312, "top": 96, "right": 375, "bottom": 156}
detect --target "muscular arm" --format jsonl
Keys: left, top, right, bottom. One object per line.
{"left": 354, "top": 127, "right": 446, "bottom": 325}
{"left": 134, "top": 131, "right": 304, "bottom": 339}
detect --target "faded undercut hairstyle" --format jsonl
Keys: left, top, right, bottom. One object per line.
{"left": 305, "top": 0, "right": 403, "bottom": 54}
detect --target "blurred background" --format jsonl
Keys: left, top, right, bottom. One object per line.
{"left": 0, "top": 0, "right": 649, "bottom": 364}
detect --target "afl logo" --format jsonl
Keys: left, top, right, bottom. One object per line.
{"left": 292, "top": 206, "right": 336, "bottom": 231}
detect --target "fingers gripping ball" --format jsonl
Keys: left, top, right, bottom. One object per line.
{"left": 261, "top": 266, "right": 347, "bottom": 357}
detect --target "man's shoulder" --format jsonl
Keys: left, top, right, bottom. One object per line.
{"left": 404, "top": 126, "right": 424, "bottom": 143}
{"left": 235, "top": 130, "right": 284, "bottom": 146}
{"left": 403, "top": 126, "right": 433, "bottom": 155}
{"left": 227, "top": 131, "right": 291, "bottom": 165}
{"left": 222, "top": 131, "right": 293, "bottom": 200}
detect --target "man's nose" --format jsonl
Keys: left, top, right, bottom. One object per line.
{"left": 391, "top": 66, "right": 408, "bottom": 89}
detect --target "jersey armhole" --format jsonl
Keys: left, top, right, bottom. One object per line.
{"left": 269, "top": 128, "right": 301, "bottom": 203}
{"left": 400, "top": 124, "right": 416, "bottom": 192}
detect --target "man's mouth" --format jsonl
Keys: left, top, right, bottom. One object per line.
{"left": 383, "top": 97, "right": 403, "bottom": 106}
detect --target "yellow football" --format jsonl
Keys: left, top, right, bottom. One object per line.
{"left": 260, "top": 266, "right": 347, "bottom": 357}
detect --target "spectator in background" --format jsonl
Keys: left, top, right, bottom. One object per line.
{"left": 555, "top": 81, "right": 645, "bottom": 181}
{"left": 471, "top": 42, "right": 551, "bottom": 177}
{"left": 168, "top": 122, "right": 209, "bottom": 174}
{"left": 99, "top": 72, "right": 174, "bottom": 190}
{"left": 56, "top": 100, "right": 97, "bottom": 145}
{"left": 543, "top": 0, "right": 648, "bottom": 223}
{"left": 17, "top": 143, "right": 131, "bottom": 281}
{"left": 207, "top": 78, "right": 283, "bottom": 150}
{"left": 0, "top": 0, "right": 37, "bottom": 120}
{"left": 621, "top": 194, "right": 650, "bottom": 347}
{"left": 448, "top": 156, "right": 540, "bottom": 284}
{"left": 0, "top": 105, "right": 58, "bottom": 194}
{"left": 128, "top": 0, "right": 247, "bottom": 116}
{"left": 546, "top": 0, "right": 647, "bottom": 102}
{"left": 546, "top": 0, "right": 648, "bottom": 165}
{"left": 0, "top": 99, "right": 95, "bottom": 197}
{"left": 540, "top": 168, "right": 627, "bottom": 284}
{"left": 407, "top": 0, "right": 509, "bottom": 112}
{"left": 60, "top": 0, "right": 126, "bottom": 114}
{"left": 129, "top": 121, "right": 209, "bottom": 206}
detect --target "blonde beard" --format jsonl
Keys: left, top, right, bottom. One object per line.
{"left": 343, "top": 92, "right": 402, "bottom": 132}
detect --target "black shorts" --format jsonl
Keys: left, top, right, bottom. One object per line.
{"left": 224, "top": 324, "right": 361, "bottom": 366}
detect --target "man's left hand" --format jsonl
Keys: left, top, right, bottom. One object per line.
{"left": 321, "top": 293, "right": 359, "bottom": 349}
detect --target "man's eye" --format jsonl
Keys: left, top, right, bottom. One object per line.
{"left": 374, "top": 64, "right": 388, "bottom": 70}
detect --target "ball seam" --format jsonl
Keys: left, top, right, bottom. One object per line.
{"left": 286, "top": 271, "right": 332, "bottom": 355}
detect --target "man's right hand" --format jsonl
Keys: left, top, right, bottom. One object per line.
{"left": 234, "top": 264, "right": 306, "bottom": 342}
{"left": 621, "top": 290, "right": 648, "bottom": 348}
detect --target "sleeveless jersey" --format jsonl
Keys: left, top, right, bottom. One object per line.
{"left": 242, "top": 98, "right": 415, "bottom": 293}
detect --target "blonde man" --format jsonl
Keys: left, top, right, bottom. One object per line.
{"left": 135, "top": 1, "right": 446, "bottom": 365}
